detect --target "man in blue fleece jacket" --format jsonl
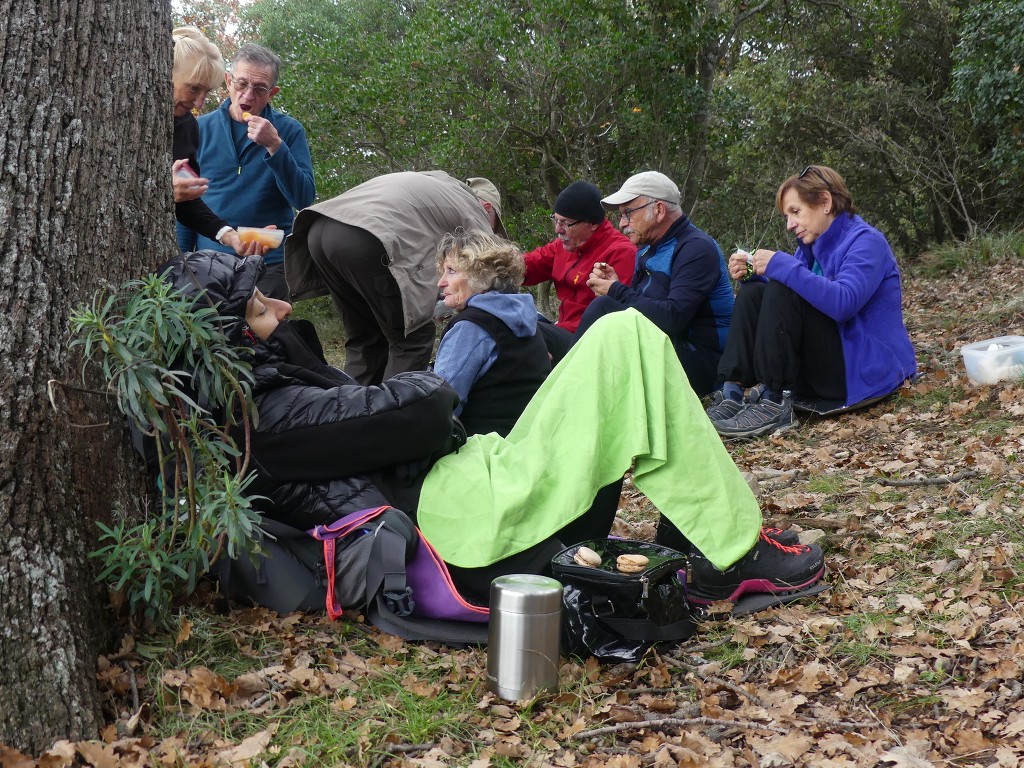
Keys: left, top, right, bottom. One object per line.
{"left": 191, "top": 43, "right": 315, "bottom": 299}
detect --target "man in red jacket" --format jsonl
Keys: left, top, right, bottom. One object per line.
{"left": 523, "top": 181, "right": 636, "bottom": 362}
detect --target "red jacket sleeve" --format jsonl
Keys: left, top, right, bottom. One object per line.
{"left": 523, "top": 239, "right": 561, "bottom": 286}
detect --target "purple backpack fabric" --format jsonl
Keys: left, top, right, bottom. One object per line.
{"left": 310, "top": 506, "right": 489, "bottom": 639}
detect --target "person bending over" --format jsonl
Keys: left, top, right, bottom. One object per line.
{"left": 286, "top": 172, "right": 505, "bottom": 385}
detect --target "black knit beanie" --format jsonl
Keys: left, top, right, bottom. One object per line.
{"left": 554, "top": 181, "right": 606, "bottom": 224}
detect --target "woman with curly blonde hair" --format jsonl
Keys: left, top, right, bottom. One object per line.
{"left": 434, "top": 229, "right": 551, "bottom": 438}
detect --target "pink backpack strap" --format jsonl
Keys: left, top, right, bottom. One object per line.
{"left": 311, "top": 506, "right": 391, "bottom": 620}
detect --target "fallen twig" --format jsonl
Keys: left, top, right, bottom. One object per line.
{"left": 385, "top": 743, "right": 432, "bottom": 754}
{"left": 665, "top": 655, "right": 874, "bottom": 733}
{"left": 665, "top": 657, "right": 770, "bottom": 709}
{"left": 123, "top": 662, "right": 139, "bottom": 712}
{"left": 673, "top": 637, "right": 731, "bottom": 655}
{"left": 754, "top": 468, "right": 804, "bottom": 479}
{"left": 875, "top": 470, "right": 979, "bottom": 487}
{"left": 575, "top": 715, "right": 786, "bottom": 739}
{"left": 248, "top": 693, "right": 272, "bottom": 709}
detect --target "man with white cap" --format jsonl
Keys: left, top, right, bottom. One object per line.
{"left": 577, "top": 171, "right": 734, "bottom": 398}
{"left": 285, "top": 171, "right": 506, "bottom": 385}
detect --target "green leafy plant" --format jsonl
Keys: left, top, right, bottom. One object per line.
{"left": 70, "top": 273, "right": 263, "bottom": 627}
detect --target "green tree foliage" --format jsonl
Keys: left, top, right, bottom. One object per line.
{"left": 70, "top": 276, "right": 264, "bottom": 627}
{"left": 952, "top": 0, "right": 1024, "bottom": 207}
{"left": 183, "top": 0, "right": 1022, "bottom": 257}
{"left": 232, "top": 0, "right": 718, "bottom": 248}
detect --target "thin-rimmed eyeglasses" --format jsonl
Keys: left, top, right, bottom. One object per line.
{"left": 550, "top": 215, "right": 584, "bottom": 229}
{"left": 618, "top": 200, "right": 657, "bottom": 222}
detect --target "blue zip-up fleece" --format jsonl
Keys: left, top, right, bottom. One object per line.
{"left": 433, "top": 292, "right": 541, "bottom": 417}
{"left": 194, "top": 101, "right": 316, "bottom": 265}
{"left": 608, "top": 216, "right": 733, "bottom": 354}
{"left": 763, "top": 213, "right": 917, "bottom": 406}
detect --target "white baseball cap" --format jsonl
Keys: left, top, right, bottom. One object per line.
{"left": 601, "top": 171, "right": 680, "bottom": 207}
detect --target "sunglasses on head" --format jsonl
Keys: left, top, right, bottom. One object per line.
{"left": 799, "top": 165, "right": 834, "bottom": 194}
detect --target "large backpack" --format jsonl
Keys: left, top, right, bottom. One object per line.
{"left": 213, "top": 506, "right": 489, "bottom": 645}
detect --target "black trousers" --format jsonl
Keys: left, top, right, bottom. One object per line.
{"left": 306, "top": 217, "right": 435, "bottom": 385}
{"left": 447, "top": 478, "right": 624, "bottom": 604}
{"left": 536, "top": 317, "right": 575, "bottom": 366}
{"left": 576, "top": 295, "right": 720, "bottom": 397}
{"left": 717, "top": 281, "right": 846, "bottom": 401}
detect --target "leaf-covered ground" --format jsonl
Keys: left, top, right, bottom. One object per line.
{"left": 7, "top": 261, "right": 1023, "bottom": 768}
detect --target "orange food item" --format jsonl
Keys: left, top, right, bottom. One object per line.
{"left": 242, "top": 111, "right": 252, "bottom": 120}
{"left": 237, "top": 227, "right": 284, "bottom": 248}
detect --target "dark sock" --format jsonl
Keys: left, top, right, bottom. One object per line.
{"left": 722, "top": 381, "right": 744, "bottom": 402}
{"left": 762, "top": 387, "right": 783, "bottom": 404}
{"left": 655, "top": 516, "right": 694, "bottom": 555}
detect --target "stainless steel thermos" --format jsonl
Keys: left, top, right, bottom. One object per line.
{"left": 486, "top": 574, "right": 563, "bottom": 700}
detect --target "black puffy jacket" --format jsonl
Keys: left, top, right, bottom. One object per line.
{"left": 162, "top": 250, "right": 462, "bottom": 530}
{"left": 235, "top": 320, "right": 463, "bottom": 530}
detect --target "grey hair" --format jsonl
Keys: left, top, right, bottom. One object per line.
{"left": 231, "top": 43, "right": 281, "bottom": 85}
{"left": 659, "top": 199, "right": 683, "bottom": 216}
{"left": 436, "top": 229, "right": 525, "bottom": 294}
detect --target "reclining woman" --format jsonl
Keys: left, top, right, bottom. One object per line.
{"left": 161, "top": 250, "right": 825, "bottom": 606}
{"left": 708, "top": 165, "right": 917, "bottom": 438}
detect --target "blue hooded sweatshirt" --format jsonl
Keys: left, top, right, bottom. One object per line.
{"left": 434, "top": 292, "right": 542, "bottom": 417}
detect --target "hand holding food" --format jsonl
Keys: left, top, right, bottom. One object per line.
{"left": 587, "top": 262, "right": 618, "bottom": 296}
{"left": 237, "top": 225, "right": 283, "bottom": 252}
{"left": 172, "top": 159, "right": 208, "bottom": 203}
{"left": 243, "top": 113, "right": 283, "bottom": 154}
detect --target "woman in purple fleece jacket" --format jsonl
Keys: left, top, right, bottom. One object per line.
{"left": 707, "top": 165, "right": 917, "bottom": 439}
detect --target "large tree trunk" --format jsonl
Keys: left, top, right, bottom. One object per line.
{"left": 0, "top": 0, "right": 175, "bottom": 753}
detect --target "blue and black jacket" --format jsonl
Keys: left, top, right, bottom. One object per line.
{"left": 607, "top": 216, "right": 733, "bottom": 356}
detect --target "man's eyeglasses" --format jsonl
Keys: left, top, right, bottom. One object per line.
{"left": 550, "top": 215, "right": 584, "bottom": 229}
{"left": 618, "top": 200, "right": 657, "bottom": 222}
{"left": 230, "top": 77, "right": 272, "bottom": 97}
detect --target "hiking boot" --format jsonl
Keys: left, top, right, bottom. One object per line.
{"left": 761, "top": 526, "right": 800, "bottom": 546}
{"left": 686, "top": 529, "right": 825, "bottom": 605}
{"left": 705, "top": 391, "right": 745, "bottom": 424}
{"left": 714, "top": 393, "right": 798, "bottom": 439}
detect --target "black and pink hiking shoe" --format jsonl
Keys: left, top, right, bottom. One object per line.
{"left": 686, "top": 530, "right": 825, "bottom": 606}
{"left": 761, "top": 526, "right": 800, "bottom": 546}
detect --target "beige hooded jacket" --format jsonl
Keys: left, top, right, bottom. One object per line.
{"left": 285, "top": 171, "right": 498, "bottom": 335}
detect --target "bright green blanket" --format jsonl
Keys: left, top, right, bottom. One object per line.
{"left": 417, "top": 309, "right": 761, "bottom": 571}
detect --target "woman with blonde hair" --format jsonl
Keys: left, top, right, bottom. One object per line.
{"left": 171, "top": 26, "right": 251, "bottom": 256}
{"left": 433, "top": 229, "right": 551, "bottom": 438}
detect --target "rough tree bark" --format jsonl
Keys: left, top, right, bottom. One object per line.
{"left": 0, "top": 0, "right": 175, "bottom": 753}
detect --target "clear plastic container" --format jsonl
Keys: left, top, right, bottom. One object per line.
{"left": 960, "top": 336, "right": 1024, "bottom": 385}
{"left": 237, "top": 226, "right": 284, "bottom": 249}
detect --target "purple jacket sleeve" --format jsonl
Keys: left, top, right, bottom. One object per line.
{"left": 764, "top": 228, "right": 891, "bottom": 323}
